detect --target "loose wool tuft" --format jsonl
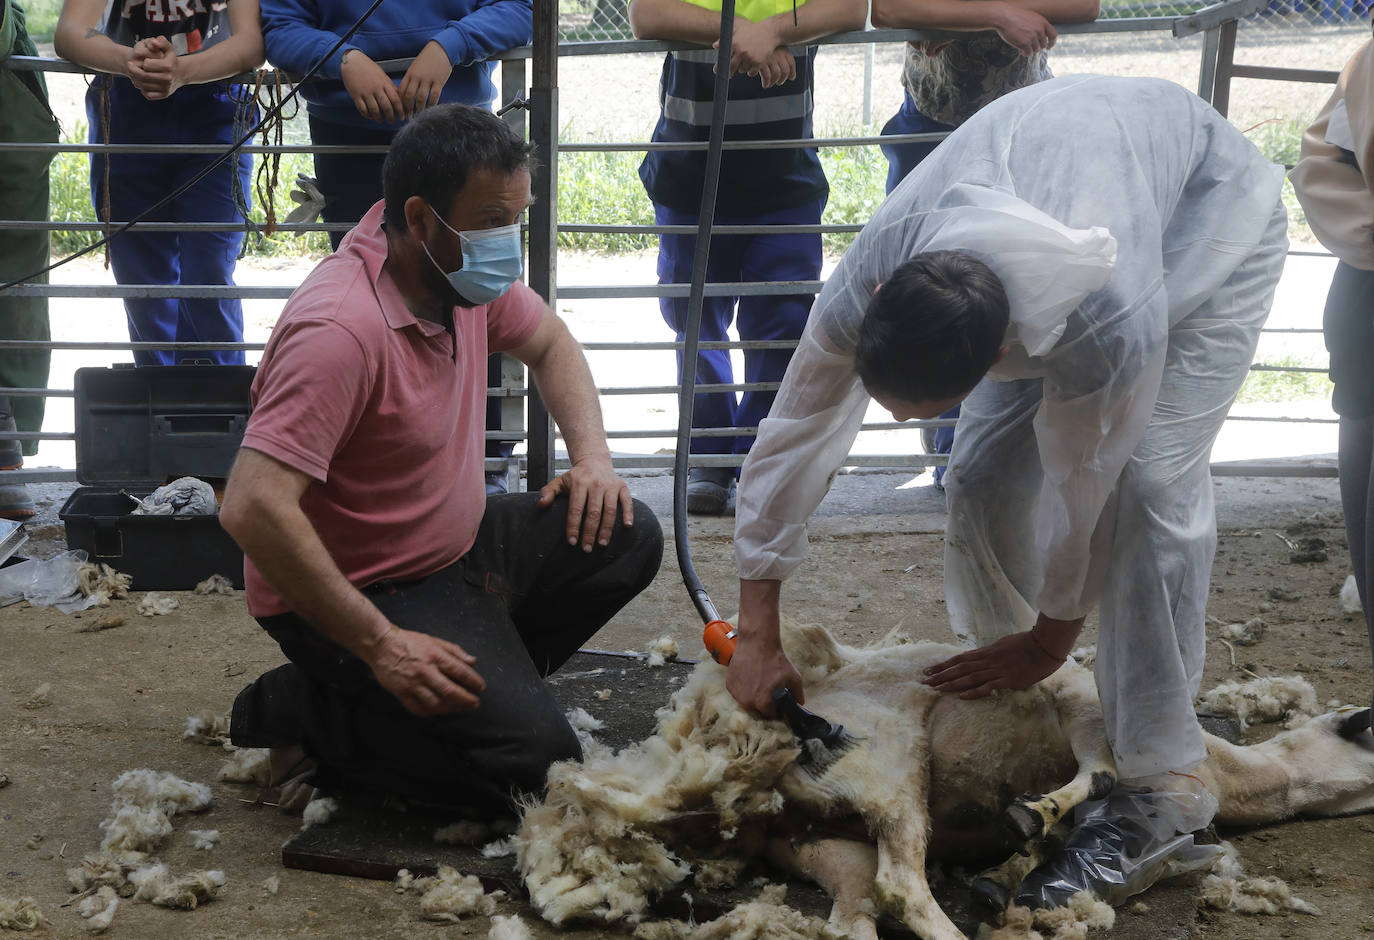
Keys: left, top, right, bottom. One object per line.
{"left": 630, "top": 884, "right": 842, "bottom": 939}
{"left": 127, "top": 864, "right": 227, "bottom": 909}
{"left": 646, "top": 636, "right": 680, "bottom": 668}
{"left": 0, "top": 896, "right": 45, "bottom": 931}
{"left": 193, "top": 574, "right": 235, "bottom": 595}
{"left": 394, "top": 866, "right": 506, "bottom": 922}
{"left": 218, "top": 747, "right": 271, "bottom": 786}
{"left": 1199, "top": 843, "right": 1319, "bottom": 916}
{"left": 189, "top": 829, "right": 220, "bottom": 851}
{"left": 77, "top": 563, "right": 132, "bottom": 607}
{"left": 98, "top": 769, "right": 212, "bottom": 859}
{"left": 136, "top": 592, "right": 180, "bottom": 616}
{"left": 1196, "top": 676, "right": 1320, "bottom": 730}
{"left": 488, "top": 913, "right": 534, "bottom": 939}
{"left": 301, "top": 796, "right": 339, "bottom": 829}
{"left": 516, "top": 660, "right": 798, "bottom": 925}
{"left": 183, "top": 712, "right": 231, "bottom": 746}
{"left": 1342, "top": 575, "right": 1363, "bottom": 615}
{"left": 77, "top": 886, "right": 119, "bottom": 934}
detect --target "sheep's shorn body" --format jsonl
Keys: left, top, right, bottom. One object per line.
{"left": 516, "top": 624, "right": 1374, "bottom": 939}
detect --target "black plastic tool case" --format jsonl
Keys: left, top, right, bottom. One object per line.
{"left": 58, "top": 364, "right": 255, "bottom": 590}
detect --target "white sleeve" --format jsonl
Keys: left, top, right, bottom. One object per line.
{"left": 734, "top": 316, "right": 870, "bottom": 582}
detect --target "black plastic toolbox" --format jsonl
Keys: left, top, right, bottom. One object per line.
{"left": 58, "top": 364, "right": 255, "bottom": 591}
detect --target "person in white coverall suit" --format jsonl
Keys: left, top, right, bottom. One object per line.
{"left": 727, "top": 74, "right": 1288, "bottom": 884}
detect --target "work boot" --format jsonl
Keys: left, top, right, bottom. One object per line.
{"left": 0, "top": 400, "right": 33, "bottom": 521}
{"left": 1016, "top": 776, "right": 1221, "bottom": 908}
{"left": 485, "top": 470, "right": 510, "bottom": 496}
{"left": 685, "top": 466, "right": 735, "bottom": 516}
{"left": 268, "top": 744, "right": 319, "bottom": 815}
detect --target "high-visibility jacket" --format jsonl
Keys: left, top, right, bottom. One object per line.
{"left": 637, "top": 0, "right": 827, "bottom": 215}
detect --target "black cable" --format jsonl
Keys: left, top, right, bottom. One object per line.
{"left": 0, "top": 0, "right": 390, "bottom": 292}
{"left": 674, "top": 0, "right": 736, "bottom": 627}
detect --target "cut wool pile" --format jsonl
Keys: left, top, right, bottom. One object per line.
{"left": 632, "top": 884, "right": 842, "bottom": 940}
{"left": 1199, "top": 842, "right": 1319, "bottom": 916}
{"left": 0, "top": 896, "right": 45, "bottom": 931}
{"left": 1196, "top": 675, "right": 1320, "bottom": 729}
{"left": 301, "top": 796, "right": 339, "bottom": 829}
{"left": 77, "top": 563, "right": 132, "bottom": 606}
{"left": 66, "top": 769, "right": 226, "bottom": 932}
{"left": 136, "top": 592, "right": 179, "bottom": 616}
{"left": 515, "top": 661, "right": 798, "bottom": 926}
{"left": 393, "top": 866, "right": 506, "bottom": 922}
{"left": 975, "top": 892, "right": 1115, "bottom": 940}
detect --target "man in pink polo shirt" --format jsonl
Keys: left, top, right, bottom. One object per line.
{"left": 220, "top": 105, "right": 663, "bottom": 817}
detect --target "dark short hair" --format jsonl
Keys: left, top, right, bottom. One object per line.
{"left": 855, "top": 251, "right": 1010, "bottom": 403}
{"left": 382, "top": 104, "right": 537, "bottom": 232}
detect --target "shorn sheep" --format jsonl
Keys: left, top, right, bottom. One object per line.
{"left": 516, "top": 622, "right": 1374, "bottom": 939}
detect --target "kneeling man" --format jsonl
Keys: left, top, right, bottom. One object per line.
{"left": 223, "top": 105, "right": 663, "bottom": 817}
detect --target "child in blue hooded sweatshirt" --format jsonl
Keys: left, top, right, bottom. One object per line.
{"left": 261, "top": 0, "right": 533, "bottom": 250}
{"left": 261, "top": 0, "right": 533, "bottom": 494}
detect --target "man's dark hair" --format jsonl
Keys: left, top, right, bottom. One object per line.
{"left": 382, "top": 104, "right": 537, "bottom": 232}
{"left": 854, "top": 251, "right": 1010, "bottom": 403}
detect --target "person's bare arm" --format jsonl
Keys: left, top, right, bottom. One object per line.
{"left": 726, "top": 578, "right": 805, "bottom": 718}
{"left": 220, "top": 447, "right": 485, "bottom": 717}
{"left": 54, "top": 0, "right": 135, "bottom": 74}
{"left": 509, "top": 309, "right": 635, "bottom": 552}
{"left": 872, "top": 0, "right": 1098, "bottom": 55}
{"left": 628, "top": 0, "right": 723, "bottom": 43}
{"left": 873, "top": 0, "right": 1099, "bottom": 29}
{"left": 729, "top": 0, "right": 868, "bottom": 76}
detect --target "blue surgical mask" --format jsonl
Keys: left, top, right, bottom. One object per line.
{"left": 422, "top": 207, "right": 524, "bottom": 305}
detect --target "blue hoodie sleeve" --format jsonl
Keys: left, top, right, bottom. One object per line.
{"left": 431, "top": 0, "right": 533, "bottom": 67}
{"left": 260, "top": 0, "right": 360, "bottom": 79}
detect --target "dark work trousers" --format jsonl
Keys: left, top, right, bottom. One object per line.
{"left": 880, "top": 91, "right": 960, "bottom": 486}
{"left": 1326, "top": 262, "right": 1374, "bottom": 711}
{"left": 308, "top": 114, "right": 515, "bottom": 464}
{"left": 654, "top": 197, "right": 825, "bottom": 464}
{"left": 87, "top": 78, "right": 252, "bottom": 366}
{"left": 230, "top": 494, "right": 663, "bottom": 815}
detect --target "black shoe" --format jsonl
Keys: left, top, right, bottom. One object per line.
{"left": 685, "top": 467, "right": 735, "bottom": 515}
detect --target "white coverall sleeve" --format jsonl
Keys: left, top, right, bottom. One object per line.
{"left": 733, "top": 314, "right": 870, "bottom": 581}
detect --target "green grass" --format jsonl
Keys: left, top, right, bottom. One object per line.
{"left": 18, "top": 0, "right": 60, "bottom": 44}
{"left": 1238, "top": 355, "right": 1333, "bottom": 404}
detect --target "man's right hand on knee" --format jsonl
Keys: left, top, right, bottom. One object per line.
{"left": 370, "top": 627, "right": 485, "bottom": 717}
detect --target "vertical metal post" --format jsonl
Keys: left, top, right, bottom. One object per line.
{"left": 498, "top": 55, "right": 530, "bottom": 492}
{"left": 862, "top": 28, "right": 874, "bottom": 127}
{"left": 1211, "top": 19, "right": 1238, "bottom": 117}
{"left": 527, "top": 0, "right": 559, "bottom": 487}
{"left": 1196, "top": 24, "right": 1222, "bottom": 104}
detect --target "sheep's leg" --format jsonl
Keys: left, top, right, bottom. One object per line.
{"left": 872, "top": 816, "right": 967, "bottom": 940}
{"left": 1005, "top": 677, "right": 1117, "bottom": 844}
{"left": 766, "top": 836, "right": 880, "bottom": 940}
{"left": 969, "top": 826, "right": 1065, "bottom": 912}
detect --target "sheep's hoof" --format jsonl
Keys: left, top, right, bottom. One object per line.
{"left": 970, "top": 875, "right": 1011, "bottom": 912}
{"left": 1005, "top": 802, "right": 1044, "bottom": 843}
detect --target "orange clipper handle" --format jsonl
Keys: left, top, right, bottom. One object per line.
{"left": 703, "top": 620, "right": 738, "bottom": 665}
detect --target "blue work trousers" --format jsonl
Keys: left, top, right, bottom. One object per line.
{"left": 87, "top": 79, "right": 252, "bottom": 366}
{"left": 655, "top": 197, "right": 825, "bottom": 459}
{"left": 881, "top": 92, "right": 959, "bottom": 482}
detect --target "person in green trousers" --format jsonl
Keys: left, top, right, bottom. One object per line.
{"left": 0, "top": 0, "right": 58, "bottom": 519}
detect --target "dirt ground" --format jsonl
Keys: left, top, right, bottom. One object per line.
{"left": 1, "top": 470, "right": 1371, "bottom": 939}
